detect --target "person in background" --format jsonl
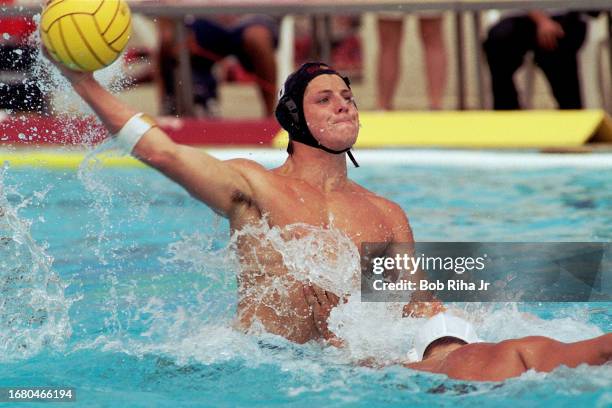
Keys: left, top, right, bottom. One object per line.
{"left": 377, "top": 12, "right": 448, "bottom": 110}
{"left": 157, "top": 15, "right": 278, "bottom": 117}
{"left": 483, "top": 10, "right": 599, "bottom": 110}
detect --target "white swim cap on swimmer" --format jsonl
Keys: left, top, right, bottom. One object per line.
{"left": 411, "top": 313, "right": 481, "bottom": 361}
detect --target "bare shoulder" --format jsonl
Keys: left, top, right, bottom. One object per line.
{"left": 504, "top": 336, "right": 558, "bottom": 352}
{"left": 447, "top": 341, "right": 523, "bottom": 366}
{"left": 349, "top": 181, "right": 406, "bottom": 217}
{"left": 350, "top": 182, "right": 412, "bottom": 240}
{"left": 492, "top": 336, "right": 561, "bottom": 369}
{"left": 222, "top": 159, "right": 294, "bottom": 209}
{"left": 485, "top": 337, "right": 553, "bottom": 356}
{"left": 224, "top": 158, "right": 277, "bottom": 185}
{"left": 378, "top": 198, "right": 408, "bottom": 221}
{"left": 440, "top": 342, "right": 529, "bottom": 381}
{"left": 225, "top": 158, "right": 268, "bottom": 174}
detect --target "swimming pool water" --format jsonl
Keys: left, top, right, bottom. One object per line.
{"left": 0, "top": 153, "right": 611, "bottom": 407}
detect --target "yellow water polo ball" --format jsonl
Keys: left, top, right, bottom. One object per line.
{"left": 40, "top": 0, "right": 132, "bottom": 72}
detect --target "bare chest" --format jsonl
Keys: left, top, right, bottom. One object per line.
{"left": 255, "top": 186, "right": 394, "bottom": 246}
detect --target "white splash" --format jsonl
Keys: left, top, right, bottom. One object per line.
{"left": 73, "top": 215, "right": 606, "bottom": 375}
{"left": 231, "top": 220, "right": 360, "bottom": 295}
{"left": 0, "top": 166, "right": 72, "bottom": 361}
{"left": 25, "top": 13, "right": 131, "bottom": 146}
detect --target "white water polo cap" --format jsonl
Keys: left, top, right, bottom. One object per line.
{"left": 413, "top": 313, "right": 481, "bottom": 361}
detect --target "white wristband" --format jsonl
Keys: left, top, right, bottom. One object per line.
{"left": 113, "top": 113, "right": 157, "bottom": 154}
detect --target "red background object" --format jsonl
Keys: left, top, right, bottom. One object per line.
{"left": 0, "top": 114, "right": 281, "bottom": 146}
{"left": 0, "top": 0, "right": 36, "bottom": 40}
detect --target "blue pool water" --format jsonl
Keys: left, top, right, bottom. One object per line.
{"left": 0, "top": 151, "right": 611, "bottom": 407}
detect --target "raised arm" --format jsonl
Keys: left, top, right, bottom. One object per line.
{"left": 46, "top": 53, "right": 254, "bottom": 219}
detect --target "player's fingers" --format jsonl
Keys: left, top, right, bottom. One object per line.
{"left": 326, "top": 291, "right": 340, "bottom": 306}
{"left": 312, "top": 285, "right": 328, "bottom": 305}
{"left": 41, "top": 46, "right": 52, "bottom": 60}
{"left": 303, "top": 285, "right": 320, "bottom": 307}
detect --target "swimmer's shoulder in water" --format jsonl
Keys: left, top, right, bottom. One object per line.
{"left": 405, "top": 329, "right": 612, "bottom": 381}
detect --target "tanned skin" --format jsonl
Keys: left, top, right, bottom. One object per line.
{"left": 405, "top": 333, "right": 612, "bottom": 381}
{"left": 306, "top": 286, "right": 611, "bottom": 381}
{"left": 44, "top": 51, "right": 442, "bottom": 344}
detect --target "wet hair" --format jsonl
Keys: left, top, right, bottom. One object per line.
{"left": 423, "top": 336, "right": 467, "bottom": 360}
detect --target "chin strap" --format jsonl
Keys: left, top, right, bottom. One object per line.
{"left": 294, "top": 139, "right": 360, "bottom": 168}
{"left": 317, "top": 144, "right": 360, "bottom": 168}
{"left": 347, "top": 151, "right": 359, "bottom": 167}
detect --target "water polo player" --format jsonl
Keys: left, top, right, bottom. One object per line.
{"left": 402, "top": 314, "right": 611, "bottom": 381}
{"left": 303, "top": 287, "right": 611, "bottom": 382}
{"left": 43, "top": 53, "right": 442, "bottom": 343}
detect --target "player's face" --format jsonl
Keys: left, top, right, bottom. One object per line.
{"left": 303, "top": 74, "right": 359, "bottom": 151}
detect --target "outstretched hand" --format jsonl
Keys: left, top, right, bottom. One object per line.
{"left": 303, "top": 283, "right": 344, "bottom": 347}
{"left": 41, "top": 46, "right": 94, "bottom": 86}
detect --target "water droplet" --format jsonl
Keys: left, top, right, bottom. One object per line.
{"left": 13, "top": 49, "right": 23, "bottom": 55}
{"left": 2, "top": 33, "right": 10, "bottom": 40}
{"left": 17, "top": 133, "right": 26, "bottom": 140}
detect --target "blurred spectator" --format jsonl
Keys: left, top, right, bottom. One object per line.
{"left": 377, "top": 12, "right": 448, "bottom": 110}
{"left": 484, "top": 11, "right": 597, "bottom": 110}
{"left": 0, "top": 0, "right": 47, "bottom": 112}
{"left": 329, "top": 16, "right": 363, "bottom": 78}
{"left": 294, "top": 16, "right": 363, "bottom": 79}
{"left": 158, "top": 15, "right": 278, "bottom": 117}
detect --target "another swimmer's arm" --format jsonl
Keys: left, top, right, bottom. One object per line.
{"left": 517, "top": 334, "right": 612, "bottom": 372}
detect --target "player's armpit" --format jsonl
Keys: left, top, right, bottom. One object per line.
{"left": 135, "top": 129, "right": 255, "bottom": 218}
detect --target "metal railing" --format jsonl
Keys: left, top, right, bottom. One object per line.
{"left": 3, "top": 0, "right": 611, "bottom": 115}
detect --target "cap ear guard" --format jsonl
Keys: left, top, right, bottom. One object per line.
{"left": 284, "top": 98, "right": 300, "bottom": 125}
{"left": 275, "top": 94, "right": 299, "bottom": 133}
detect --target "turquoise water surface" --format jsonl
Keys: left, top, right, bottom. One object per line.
{"left": 0, "top": 155, "right": 610, "bottom": 407}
